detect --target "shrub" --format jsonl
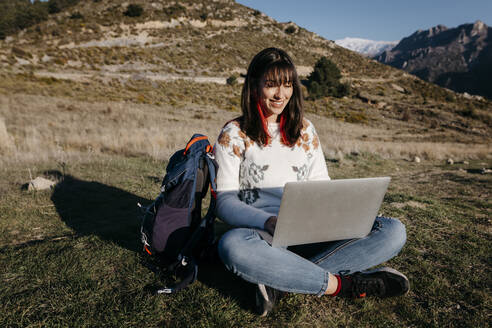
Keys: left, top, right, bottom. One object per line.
{"left": 70, "top": 11, "right": 84, "bottom": 19}
{"left": 12, "top": 46, "right": 32, "bottom": 59}
{"left": 284, "top": 25, "right": 296, "bottom": 34}
{"left": 124, "top": 4, "right": 143, "bottom": 17}
{"left": 48, "top": 1, "right": 61, "bottom": 14}
{"left": 401, "top": 108, "right": 411, "bottom": 121}
{"left": 336, "top": 82, "right": 351, "bottom": 97}
{"left": 0, "top": 0, "right": 79, "bottom": 39}
{"left": 445, "top": 93, "right": 455, "bottom": 102}
{"left": 226, "top": 75, "right": 237, "bottom": 86}
{"left": 163, "top": 4, "right": 186, "bottom": 18}
{"left": 458, "top": 107, "right": 476, "bottom": 118}
{"left": 306, "top": 57, "right": 349, "bottom": 99}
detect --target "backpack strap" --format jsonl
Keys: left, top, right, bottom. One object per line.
{"left": 179, "top": 153, "right": 218, "bottom": 257}
{"left": 204, "top": 152, "right": 218, "bottom": 225}
{"left": 156, "top": 257, "right": 198, "bottom": 294}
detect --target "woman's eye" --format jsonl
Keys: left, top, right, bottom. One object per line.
{"left": 265, "top": 81, "right": 276, "bottom": 88}
{"left": 284, "top": 82, "right": 292, "bottom": 87}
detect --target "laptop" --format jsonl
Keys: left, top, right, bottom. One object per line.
{"left": 260, "top": 177, "right": 390, "bottom": 247}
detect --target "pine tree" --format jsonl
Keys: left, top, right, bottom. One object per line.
{"left": 306, "top": 57, "right": 349, "bottom": 99}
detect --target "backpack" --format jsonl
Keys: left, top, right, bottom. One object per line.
{"left": 139, "top": 134, "right": 218, "bottom": 294}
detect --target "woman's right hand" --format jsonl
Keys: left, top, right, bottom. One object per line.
{"left": 264, "top": 216, "right": 277, "bottom": 235}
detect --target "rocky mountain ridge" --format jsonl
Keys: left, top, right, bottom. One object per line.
{"left": 375, "top": 21, "right": 492, "bottom": 99}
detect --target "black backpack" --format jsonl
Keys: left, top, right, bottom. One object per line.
{"left": 139, "top": 134, "right": 218, "bottom": 294}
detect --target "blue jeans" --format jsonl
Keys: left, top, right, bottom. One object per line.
{"left": 217, "top": 217, "right": 406, "bottom": 296}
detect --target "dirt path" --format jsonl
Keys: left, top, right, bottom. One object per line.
{"left": 346, "top": 73, "right": 415, "bottom": 83}
{"left": 34, "top": 70, "right": 241, "bottom": 85}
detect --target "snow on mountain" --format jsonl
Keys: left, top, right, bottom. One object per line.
{"left": 335, "top": 37, "right": 399, "bottom": 57}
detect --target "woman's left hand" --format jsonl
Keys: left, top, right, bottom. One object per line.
{"left": 264, "top": 216, "right": 277, "bottom": 235}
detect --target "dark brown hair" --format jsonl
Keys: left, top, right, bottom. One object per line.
{"left": 240, "top": 47, "right": 304, "bottom": 146}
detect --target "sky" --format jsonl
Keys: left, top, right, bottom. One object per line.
{"left": 236, "top": 0, "right": 492, "bottom": 41}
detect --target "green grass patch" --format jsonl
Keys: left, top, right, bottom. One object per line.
{"left": 0, "top": 155, "right": 490, "bottom": 327}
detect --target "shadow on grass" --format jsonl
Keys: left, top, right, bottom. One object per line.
{"left": 197, "top": 220, "right": 257, "bottom": 312}
{"left": 49, "top": 170, "right": 147, "bottom": 253}
{"left": 198, "top": 261, "right": 256, "bottom": 312}
{"left": 48, "top": 170, "right": 255, "bottom": 310}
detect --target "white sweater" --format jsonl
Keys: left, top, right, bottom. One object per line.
{"left": 213, "top": 118, "right": 329, "bottom": 229}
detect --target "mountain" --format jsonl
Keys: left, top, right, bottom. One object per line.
{"left": 375, "top": 21, "right": 492, "bottom": 99}
{"left": 335, "top": 37, "right": 398, "bottom": 56}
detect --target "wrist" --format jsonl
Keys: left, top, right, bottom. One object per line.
{"left": 264, "top": 216, "right": 277, "bottom": 235}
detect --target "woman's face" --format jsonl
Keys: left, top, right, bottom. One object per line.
{"left": 258, "top": 77, "right": 293, "bottom": 123}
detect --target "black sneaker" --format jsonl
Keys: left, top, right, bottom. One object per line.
{"left": 255, "top": 284, "right": 282, "bottom": 316}
{"left": 340, "top": 267, "right": 410, "bottom": 298}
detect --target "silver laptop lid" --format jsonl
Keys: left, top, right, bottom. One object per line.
{"left": 271, "top": 177, "right": 390, "bottom": 247}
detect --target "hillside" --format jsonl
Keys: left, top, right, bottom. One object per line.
{"left": 0, "top": 0, "right": 491, "bottom": 164}
{"left": 376, "top": 21, "right": 492, "bottom": 99}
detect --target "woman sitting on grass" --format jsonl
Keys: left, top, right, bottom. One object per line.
{"left": 213, "top": 47, "right": 409, "bottom": 316}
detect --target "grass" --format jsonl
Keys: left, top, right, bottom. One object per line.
{"left": 0, "top": 154, "right": 490, "bottom": 327}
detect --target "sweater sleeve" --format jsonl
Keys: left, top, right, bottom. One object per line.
{"left": 307, "top": 123, "right": 330, "bottom": 181}
{"left": 213, "top": 122, "right": 272, "bottom": 229}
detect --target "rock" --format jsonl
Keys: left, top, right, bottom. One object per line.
{"left": 356, "top": 92, "right": 378, "bottom": 104}
{"left": 391, "top": 83, "right": 405, "bottom": 93}
{"left": 460, "top": 93, "right": 484, "bottom": 101}
{"left": 27, "top": 177, "right": 56, "bottom": 191}
{"left": 480, "top": 168, "right": 492, "bottom": 174}
{"left": 447, "top": 158, "right": 454, "bottom": 165}
{"left": 413, "top": 156, "right": 421, "bottom": 163}
{"left": 463, "top": 161, "right": 469, "bottom": 165}
{"left": 376, "top": 102, "right": 387, "bottom": 109}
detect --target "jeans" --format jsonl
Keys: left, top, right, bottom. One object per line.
{"left": 217, "top": 217, "right": 406, "bottom": 296}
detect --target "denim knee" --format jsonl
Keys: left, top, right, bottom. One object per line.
{"left": 217, "top": 228, "right": 255, "bottom": 271}
{"left": 378, "top": 217, "right": 407, "bottom": 256}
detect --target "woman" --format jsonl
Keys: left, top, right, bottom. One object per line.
{"left": 214, "top": 48, "right": 409, "bottom": 316}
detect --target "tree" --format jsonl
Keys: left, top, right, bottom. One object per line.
{"left": 0, "top": 0, "right": 79, "bottom": 40}
{"left": 306, "top": 57, "right": 349, "bottom": 99}
{"left": 124, "top": 4, "right": 143, "bottom": 17}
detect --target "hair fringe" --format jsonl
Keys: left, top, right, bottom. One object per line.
{"left": 240, "top": 48, "right": 303, "bottom": 147}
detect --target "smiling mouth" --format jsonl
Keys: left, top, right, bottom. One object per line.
{"left": 270, "top": 100, "right": 284, "bottom": 107}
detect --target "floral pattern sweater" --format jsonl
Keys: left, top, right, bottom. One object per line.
{"left": 214, "top": 118, "right": 330, "bottom": 229}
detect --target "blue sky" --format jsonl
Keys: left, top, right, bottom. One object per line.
{"left": 236, "top": 0, "right": 492, "bottom": 41}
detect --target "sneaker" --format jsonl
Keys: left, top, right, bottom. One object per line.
{"left": 340, "top": 267, "right": 410, "bottom": 298}
{"left": 255, "top": 284, "right": 281, "bottom": 316}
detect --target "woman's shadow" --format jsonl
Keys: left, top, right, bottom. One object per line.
{"left": 49, "top": 170, "right": 254, "bottom": 310}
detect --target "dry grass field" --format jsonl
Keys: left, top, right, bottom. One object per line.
{"left": 0, "top": 75, "right": 490, "bottom": 167}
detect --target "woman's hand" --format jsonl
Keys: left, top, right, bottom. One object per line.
{"left": 264, "top": 216, "right": 277, "bottom": 235}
